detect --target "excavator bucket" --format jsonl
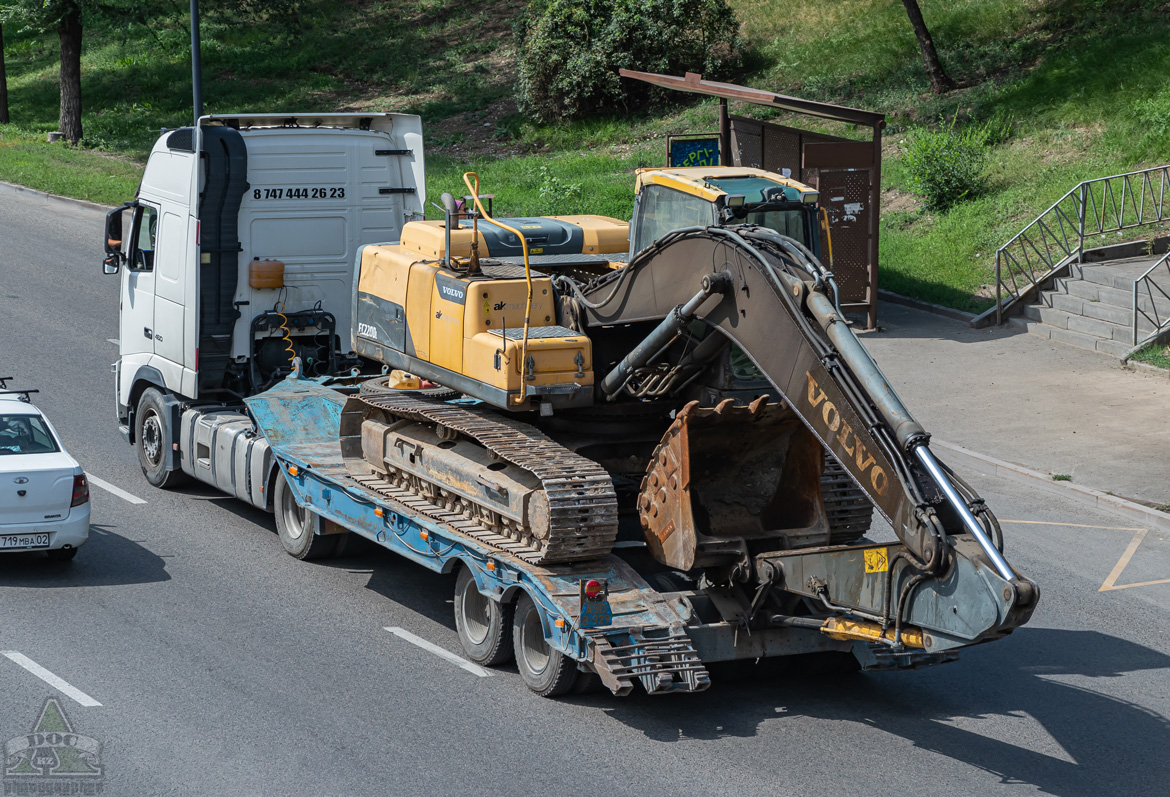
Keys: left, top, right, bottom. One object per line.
{"left": 638, "top": 396, "right": 830, "bottom": 571}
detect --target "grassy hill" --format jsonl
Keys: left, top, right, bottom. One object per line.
{"left": 2, "top": 0, "right": 1168, "bottom": 311}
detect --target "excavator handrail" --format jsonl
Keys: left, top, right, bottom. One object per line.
{"left": 462, "top": 172, "right": 534, "bottom": 398}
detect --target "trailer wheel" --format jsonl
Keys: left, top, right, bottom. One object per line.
{"left": 512, "top": 593, "right": 578, "bottom": 697}
{"left": 274, "top": 472, "right": 338, "bottom": 560}
{"left": 454, "top": 567, "right": 513, "bottom": 666}
{"left": 136, "top": 388, "right": 187, "bottom": 488}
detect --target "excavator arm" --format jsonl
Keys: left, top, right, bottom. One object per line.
{"left": 578, "top": 225, "right": 1038, "bottom": 652}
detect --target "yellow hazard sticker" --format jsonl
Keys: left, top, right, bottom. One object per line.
{"left": 482, "top": 299, "right": 491, "bottom": 314}
{"left": 864, "top": 547, "right": 889, "bottom": 573}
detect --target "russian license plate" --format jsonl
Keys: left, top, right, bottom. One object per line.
{"left": 0, "top": 533, "right": 50, "bottom": 549}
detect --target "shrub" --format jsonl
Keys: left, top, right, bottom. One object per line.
{"left": 903, "top": 114, "right": 1011, "bottom": 212}
{"left": 516, "top": 0, "right": 742, "bottom": 123}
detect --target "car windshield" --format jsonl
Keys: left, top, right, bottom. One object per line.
{"left": 0, "top": 413, "right": 60, "bottom": 455}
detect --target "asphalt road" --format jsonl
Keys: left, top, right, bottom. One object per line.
{"left": 1, "top": 189, "right": 1168, "bottom": 796}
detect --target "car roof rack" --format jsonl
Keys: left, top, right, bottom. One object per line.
{"left": 0, "top": 389, "right": 39, "bottom": 403}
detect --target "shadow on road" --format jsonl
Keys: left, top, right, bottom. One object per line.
{"left": 861, "top": 301, "right": 1024, "bottom": 345}
{"left": 597, "top": 627, "right": 1170, "bottom": 795}
{"left": 0, "top": 523, "right": 171, "bottom": 587}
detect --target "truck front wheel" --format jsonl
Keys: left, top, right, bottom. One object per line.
{"left": 136, "top": 388, "right": 187, "bottom": 488}
{"left": 274, "top": 472, "right": 338, "bottom": 560}
{"left": 454, "top": 566, "right": 513, "bottom": 666}
{"left": 512, "top": 593, "right": 578, "bottom": 697}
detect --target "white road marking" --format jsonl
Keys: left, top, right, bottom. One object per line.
{"left": 1, "top": 651, "right": 102, "bottom": 707}
{"left": 86, "top": 474, "right": 147, "bottom": 505}
{"left": 383, "top": 627, "right": 494, "bottom": 677}
{"left": 106, "top": 339, "right": 119, "bottom": 347}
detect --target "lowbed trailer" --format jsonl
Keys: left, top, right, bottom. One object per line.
{"left": 105, "top": 113, "right": 1036, "bottom": 698}
{"left": 244, "top": 374, "right": 1020, "bottom": 696}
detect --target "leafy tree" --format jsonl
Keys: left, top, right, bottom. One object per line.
{"left": 901, "top": 0, "right": 954, "bottom": 94}
{"left": 517, "top": 0, "right": 742, "bottom": 123}
{"left": 1, "top": 1, "right": 138, "bottom": 144}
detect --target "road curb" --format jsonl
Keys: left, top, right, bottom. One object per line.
{"left": 877, "top": 289, "right": 978, "bottom": 324}
{"left": 0, "top": 180, "right": 113, "bottom": 214}
{"left": 1124, "top": 359, "right": 1170, "bottom": 379}
{"left": 933, "top": 439, "right": 1170, "bottom": 533}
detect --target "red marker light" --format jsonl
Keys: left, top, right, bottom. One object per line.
{"left": 584, "top": 579, "right": 602, "bottom": 598}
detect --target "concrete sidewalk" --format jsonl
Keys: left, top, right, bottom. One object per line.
{"left": 860, "top": 301, "right": 1170, "bottom": 507}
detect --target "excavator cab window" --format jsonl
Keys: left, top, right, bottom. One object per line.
{"left": 630, "top": 185, "right": 716, "bottom": 256}
{"left": 744, "top": 208, "right": 807, "bottom": 246}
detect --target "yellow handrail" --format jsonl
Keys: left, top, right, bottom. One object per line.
{"left": 462, "top": 172, "right": 533, "bottom": 400}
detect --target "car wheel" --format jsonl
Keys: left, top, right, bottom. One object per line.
{"left": 454, "top": 566, "right": 513, "bottom": 666}
{"left": 512, "top": 593, "right": 578, "bottom": 697}
{"left": 136, "top": 388, "right": 187, "bottom": 488}
{"left": 274, "top": 470, "right": 338, "bottom": 560}
{"left": 46, "top": 547, "right": 78, "bottom": 562}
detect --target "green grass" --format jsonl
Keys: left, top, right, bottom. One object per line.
{"left": 1130, "top": 342, "right": 1170, "bottom": 370}
{"left": 3, "top": 0, "right": 1170, "bottom": 311}
{"left": 0, "top": 128, "right": 141, "bottom": 204}
{"left": 425, "top": 146, "right": 662, "bottom": 221}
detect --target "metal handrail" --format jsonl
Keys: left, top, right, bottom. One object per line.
{"left": 1132, "top": 249, "right": 1170, "bottom": 346}
{"left": 995, "top": 165, "right": 1170, "bottom": 324}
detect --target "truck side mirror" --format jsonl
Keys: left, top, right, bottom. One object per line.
{"left": 102, "top": 205, "right": 130, "bottom": 274}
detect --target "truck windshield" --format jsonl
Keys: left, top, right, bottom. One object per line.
{"left": 0, "top": 414, "right": 60, "bottom": 455}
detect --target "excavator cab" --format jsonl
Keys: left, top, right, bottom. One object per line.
{"left": 628, "top": 167, "right": 821, "bottom": 260}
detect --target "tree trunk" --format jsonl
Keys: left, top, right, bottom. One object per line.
{"left": 0, "top": 24, "right": 10, "bottom": 125}
{"left": 57, "top": 2, "right": 83, "bottom": 144}
{"left": 901, "top": 0, "right": 955, "bottom": 94}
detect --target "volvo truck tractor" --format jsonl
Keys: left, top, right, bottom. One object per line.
{"left": 105, "top": 114, "right": 1037, "bottom": 697}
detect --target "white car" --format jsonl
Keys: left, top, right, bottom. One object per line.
{"left": 0, "top": 387, "right": 90, "bottom": 561}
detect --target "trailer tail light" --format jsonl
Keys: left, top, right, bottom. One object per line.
{"left": 196, "top": 220, "right": 201, "bottom": 246}
{"left": 71, "top": 474, "right": 90, "bottom": 507}
{"left": 578, "top": 578, "right": 612, "bottom": 629}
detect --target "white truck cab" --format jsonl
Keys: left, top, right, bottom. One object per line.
{"left": 105, "top": 113, "right": 425, "bottom": 495}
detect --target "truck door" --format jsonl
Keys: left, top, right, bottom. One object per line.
{"left": 151, "top": 209, "right": 187, "bottom": 367}
{"left": 119, "top": 203, "right": 159, "bottom": 363}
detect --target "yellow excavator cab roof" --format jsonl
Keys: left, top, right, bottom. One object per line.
{"left": 635, "top": 166, "right": 819, "bottom": 204}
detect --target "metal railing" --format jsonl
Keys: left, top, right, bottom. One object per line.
{"left": 1133, "top": 250, "right": 1170, "bottom": 346}
{"left": 995, "top": 165, "right": 1170, "bottom": 324}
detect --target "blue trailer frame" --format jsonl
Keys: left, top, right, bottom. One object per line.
{"left": 245, "top": 375, "right": 973, "bottom": 695}
{"left": 246, "top": 376, "right": 715, "bottom": 695}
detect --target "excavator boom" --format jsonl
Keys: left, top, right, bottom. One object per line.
{"left": 578, "top": 226, "right": 1038, "bottom": 651}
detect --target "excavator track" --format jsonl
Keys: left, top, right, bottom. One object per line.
{"left": 822, "top": 457, "right": 873, "bottom": 545}
{"left": 358, "top": 393, "right": 619, "bottom": 564}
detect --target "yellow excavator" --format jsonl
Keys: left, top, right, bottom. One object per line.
{"left": 345, "top": 165, "right": 1036, "bottom": 663}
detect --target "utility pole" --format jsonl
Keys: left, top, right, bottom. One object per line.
{"left": 190, "top": 0, "right": 203, "bottom": 122}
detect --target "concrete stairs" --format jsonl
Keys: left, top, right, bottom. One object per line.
{"left": 1009, "top": 255, "right": 1170, "bottom": 358}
